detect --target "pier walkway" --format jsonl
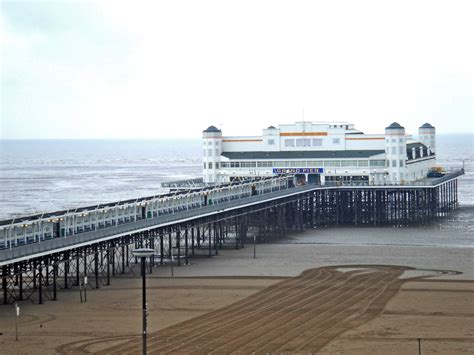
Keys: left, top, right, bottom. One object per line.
{"left": 0, "top": 170, "right": 463, "bottom": 304}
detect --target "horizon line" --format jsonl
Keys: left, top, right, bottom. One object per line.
{"left": 1, "top": 132, "right": 473, "bottom": 141}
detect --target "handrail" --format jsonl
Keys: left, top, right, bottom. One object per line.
{"left": 0, "top": 169, "right": 464, "bottom": 261}
{"left": 0, "top": 184, "right": 315, "bottom": 263}
{"left": 329, "top": 169, "right": 464, "bottom": 187}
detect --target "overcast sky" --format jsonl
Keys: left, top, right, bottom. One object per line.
{"left": 1, "top": 0, "right": 473, "bottom": 139}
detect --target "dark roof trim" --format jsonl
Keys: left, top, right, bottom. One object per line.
{"left": 221, "top": 150, "right": 385, "bottom": 160}
{"left": 386, "top": 122, "right": 404, "bottom": 129}
{"left": 419, "top": 123, "right": 434, "bottom": 129}
{"left": 203, "top": 125, "right": 221, "bottom": 133}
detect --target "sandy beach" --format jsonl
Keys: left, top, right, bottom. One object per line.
{"left": 0, "top": 226, "right": 473, "bottom": 354}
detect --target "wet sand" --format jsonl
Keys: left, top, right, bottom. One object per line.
{"left": 0, "top": 227, "right": 473, "bottom": 354}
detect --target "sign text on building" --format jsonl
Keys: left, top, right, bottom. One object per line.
{"left": 272, "top": 168, "right": 324, "bottom": 174}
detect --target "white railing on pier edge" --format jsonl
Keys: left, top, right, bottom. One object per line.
{"left": 0, "top": 183, "right": 320, "bottom": 263}
{"left": 0, "top": 169, "right": 464, "bottom": 260}
{"left": 326, "top": 169, "right": 464, "bottom": 187}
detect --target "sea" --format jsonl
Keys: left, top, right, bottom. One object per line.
{"left": 0, "top": 134, "right": 473, "bottom": 221}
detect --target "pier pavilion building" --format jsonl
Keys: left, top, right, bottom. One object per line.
{"left": 203, "top": 121, "right": 437, "bottom": 185}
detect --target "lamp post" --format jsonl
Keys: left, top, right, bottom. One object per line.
{"left": 132, "top": 248, "right": 155, "bottom": 355}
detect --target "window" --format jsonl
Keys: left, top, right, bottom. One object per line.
{"left": 242, "top": 162, "right": 256, "bottom": 168}
{"left": 399, "top": 160, "right": 404, "bottom": 167}
{"left": 399, "top": 146, "right": 404, "bottom": 154}
{"left": 215, "top": 141, "right": 219, "bottom": 145}
{"left": 391, "top": 138, "right": 396, "bottom": 143}
{"left": 215, "top": 148, "right": 219, "bottom": 155}
{"left": 221, "top": 162, "right": 229, "bottom": 168}
{"left": 399, "top": 138, "right": 403, "bottom": 143}
{"left": 268, "top": 139, "right": 275, "bottom": 145}
{"left": 370, "top": 160, "right": 385, "bottom": 167}
{"left": 391, "top": 147, "right": 396, "bottom": 154}
{"left": 332, "top": 138, "right": 340, "bottom": 144}
{"left": 358, "top": 160, "right": 369, "bottom": 167}
{"left": 203, "top": 149, "right": 206, "bottom": 156}
{"left": 312, "top": 138, "right": 322, "bottom": 147}
{"left": 307, "top": 160, "right": 323, "bottom": 166}
{"left": 208, "top": 141, "right": 212, "bottom": 145}
{"left": 296, "top": 139, "right": 311, "bottom": 147}
{"left": 392, "top": 160, "right": 397, "bottom": 167}
{"left": 203, "top": 162, "right": 207, "bottom": 169}
{"left": 230, "top": 161, "right": 240, "bottom": 168}
{"left": 324, "top": 160, "right": 340, "bottom": 167}
{"left": 274, "top": 161, "right": 290, "bottom": 167}
{"left": 208, "top": 149, "right": 213, "bottom": 156}
{"left": 284, "top": 139, "right": 295, "bottom": 147}
{"left": 341, "top": 160, "right": 357, "bottom": 166}
{"left": 208, "top": 162, "right": 213, "bottom": 169}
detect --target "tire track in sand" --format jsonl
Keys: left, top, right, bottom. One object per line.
{"left": 202, "top": 269, "right": 395, "bottom": 354}
{"left": 179, "top": 269, "right": 374, "bottom": 354}
{"left": 91, "top": 265, "right": 446, "bottom": 354}
{"left": 60, "top": 269, "right": 324, "bottom": 355}
{"left": 104, "top": 269, "right": 329, "bottom": 354}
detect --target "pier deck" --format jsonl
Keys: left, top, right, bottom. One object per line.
{"left": 0, "top": 171, "right": 463, "bottom": 304}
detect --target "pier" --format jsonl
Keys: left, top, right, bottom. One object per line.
{"left": 0, "top": 170, "right": 463, "bottom": 305}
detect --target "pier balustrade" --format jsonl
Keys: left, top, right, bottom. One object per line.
{"left": 0, "top": 171, "right": 463, "bottom": 305}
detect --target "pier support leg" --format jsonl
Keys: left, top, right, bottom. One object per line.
{"left": 197, "top": 227, "right": 201, "bottom": 248}
{"left": 106, "top": 248, "right": 111, "bottom": 286}
{"left": 177, "top": 230, "right": 181, "bottom": 267}
{"left": 45, "top": 260, "right": 49, "bottom": 287}
{"left": 126, "top": 244, "right": 130, "bottom": 267}
{"left": 2, "top": 266, "right": 7, "bottom": 304}
{"left": 38, "top": 266, "right": 43, "bottom": 305}
{"left": 208, "top": 224, "right": 212, "bottom": 257}
{"left": 53, "top": 261, "right": 58, "bottom": 301}
{"left": 235, "top": 220, "right": 239, "bottom": 249}
{"left": 18, "top": 264, "right": 23, "bottom": 301}
{"left": 160, "top": 231, "right": 164, "bottom": 265}
{"left": 121, "top": 245, "right": 125, "bottom": 274}
{"left": 214, "top": 222, "right": 218, "bottom": 256}
{"left": 94, "top": 249, "right": 99, "bottom": 289}
{"left": 64, "top": 258, "right": 69, "bottom": 289}
{"left": 111, "top": 246, "right": 115, "bottom": 276}
{"left": 185, "top": 228, "right": 189, "bottom": 265}
{"left": 168, "top": 231, "right": 172, "bottom": 260}
{"left": 76, "top": 254, "right": 80, "bottom": 286}
{"left": 83, "top": 252, "right": 87, "bottom": 288}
